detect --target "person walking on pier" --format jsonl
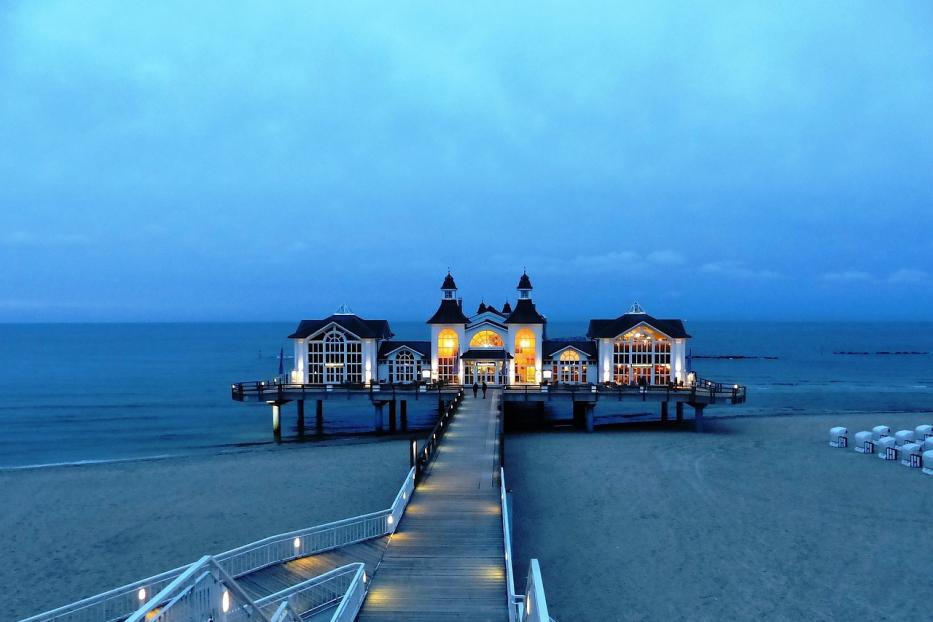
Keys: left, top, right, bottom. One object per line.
{"left": 472, "top": 381, "right": 479, "bottom": 398}
{"left": 481, "top": 381, "right": 488, "bottom": 399}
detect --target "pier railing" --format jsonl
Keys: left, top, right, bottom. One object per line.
{"left": 231, "top": 380, "right": 460, "bottom": 401}
{"left": 21, "top": 467, "right": 416, "bottom": 622}
{"left": 413, "top": 389, "right": 464, "bottom": 481}
{"left": 502, "top": 380, "right": 746, "bottom": 404}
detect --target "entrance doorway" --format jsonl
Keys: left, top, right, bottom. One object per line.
{"left": 464, "top": 361, "right": 507, "bottom": 385}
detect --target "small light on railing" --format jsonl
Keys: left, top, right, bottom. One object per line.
{"left": 402, "top": 492, "right": 407, "bottom": 500}
{"left": 363, "top": 571, "right": 368, "bottom": 584}
{"left": 222, "top": 590, "right": 231, "bottom": 613}
{"left": 137, "top": 588, "right": 147, "bottom": 601}
{"left": 387, "top": 515, "right": 394, "bottom": 525}
{"left": 734, "top": 384, "right": 738, "bottom": 389}
{"left": 293, "top": 537, "right": 301, "bottom": 549}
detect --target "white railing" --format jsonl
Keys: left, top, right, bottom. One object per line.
{"left": 253, "top": 563, "right": 366, "bottom": 621}
{"left": 522, "top": 559, "right": 551, "bottom": 622}
{"left": 500, "top": 467, "right": 554, "bottom": 622}
{"left": 500, "top": 467, "right": 520, "bottom": 622}
{"left": 21, "top": 467, "right": 416, "bottom": 622}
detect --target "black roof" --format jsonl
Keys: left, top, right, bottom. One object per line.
{"left": 441, "top": 272, "right": 457, "bottom": 290}
{"left": 502, "top": 301, "right": 512, "bottom": 314}
{"left": 504, "top": 298, "right": 546, "bottom": 324}
{"left": 426, "top": 299, "right": 470, "bottom": 324}
{"left": 288, "top": 315, "right": 393, "bottom": 340}
{"left": 517, "top": 272, "right": 533, "bottom": 290}
{"left": 543, "top": 340, "right": 597, "bottom": 358}
{"left": 486, "top": 304, "right": 500, "bottom": 315}
{"left": 586, "top": 313, "right": 690, "bottom": 339}
{"left": 460, "top": 349, "right": 512, "bottom": 360}
{"left": 477, "top": 302, "right": 487, "bottom": 314}
{"left": 378, "top": 340, "right": 431, "bottom": 358}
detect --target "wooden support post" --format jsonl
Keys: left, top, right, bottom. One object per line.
{"left": 661, "top": 401, "right": 669, "bottom": 423}
{"left": 315, "top": 400, "right": 324, "bottom": 433}
{"left": 585, "top": 404, "right": 595, "bottom": 433}
{"left": 400, "top": 400, "right": 408, "bottom": 431}
{"left": 389, "top": 400, "right": 397, "bottom": 434}
{"left": 694, "top": 405, "right": 705, "bottom": 433}
{"left": 271, "top": 403, "right": 282, "bottom": 439}
{"left": 676, "top": 401, "right": 684, "bottom": 422}
{"left": 296, "top": 400, "right": 305, "bottom": 434}
{"left": 373, "top": 401, "right": 385, "bottom": 433}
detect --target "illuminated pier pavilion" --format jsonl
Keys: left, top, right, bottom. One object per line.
{"left": 231, "top": 270, "right": 746, "bottom": 435}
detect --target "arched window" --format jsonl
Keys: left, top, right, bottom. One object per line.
{"left": 613, "top": 325, "right": 669, "bottom": 385}
{"left": 437, "top": 329, "right": 459, "bottom": 383}
{"left": 307, "top": 328, "right": 362, "bottom": 384}
{"left": 551, "top": 349, "right": 586, "bottom": 383}
{"left": 469, "top": 330, "right": 504, "bottom": 348}
{"left": 514, "top": 329, "right": 536, "bottom": 384}
{"left": 392, "top": 350, "right": 418, "bottom": 383}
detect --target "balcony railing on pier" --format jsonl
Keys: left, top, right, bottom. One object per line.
{"left": 502, "top": 378, "right": 746, "bottom": 404}
{"left": 231, "top": 380, "right": 460, "bottom": 401}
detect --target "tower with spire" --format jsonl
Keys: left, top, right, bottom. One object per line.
{"left": 426, "top": 271, "right": 469, "bottom": 383}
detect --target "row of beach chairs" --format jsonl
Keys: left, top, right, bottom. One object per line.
{"left": 828, "top": 425, "right": 933, "bottom": 474}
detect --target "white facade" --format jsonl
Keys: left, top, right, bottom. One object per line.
{"left": 286, "top": 273, "right": 691, "bottom": 387}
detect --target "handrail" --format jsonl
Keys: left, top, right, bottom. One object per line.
{"left": 20, "top": 467, "right": 416, "bottom": 622}
{"left": 413, "top": 389, "right": 464, "bottom": 482}
{"left": 501, "top": 380, "right": 746, "bottom": 404}
{"left": 522, "top": 559, "right": 551, "bottom": 622}
{"left": 500, "top": 467, "right": 519, "bottom": 622}
{"left": 231, "top": 380, "right": 460, "bottom": 401}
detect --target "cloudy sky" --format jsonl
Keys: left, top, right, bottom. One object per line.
{"left": 1, "top": 1, "right": 931, "bottom": 322}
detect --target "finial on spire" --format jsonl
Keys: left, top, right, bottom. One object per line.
{"left": 628, "top": 301, "right": 646, "bottom": 314}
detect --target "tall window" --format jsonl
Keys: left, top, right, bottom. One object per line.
{"left": 308, "top": 328, "right": 362, "bottom": 384}
{"left": 390, "top": 350, "right": 420, "bottom": 383}
{"left": 469, "top": 330, "right": 504, "bottom": 348}
{"left": 552, "top": 349, "right": 585, "bottom": 383}
{"left": 437, "top": 329, "right": 459, "bottom": 383}
{"left": 613, "top": 326, "right": 670, "bottom": 385}
{"left": 514, "top": 329, "right": 536, "bottom": 383}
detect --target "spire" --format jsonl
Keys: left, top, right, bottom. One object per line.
{"left": 517, "top": 270, "right": 533, "bottom": 299}
{"left": 502, "top": 300, "right": 512, "bottom": 314}
{"left": 334, "top": 303, "right": 355, "bottom": 315}
{"left": 441, "top": 271, "right": 457, "bottom": 300}
{"left": 627, "top": 301, "right": 646, "bottom": 314}
{"left": 477, "top": 301, "right": 488, "bottom": 314}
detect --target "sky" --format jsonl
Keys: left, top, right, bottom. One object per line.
{"left": 1, "top": 1, "right": 932, "bottom": 322}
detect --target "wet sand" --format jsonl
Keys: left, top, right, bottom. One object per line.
{"left": 506, "top": 412, "right": 933, "bottom": 621}
{"left": 1, "top": 440, "right": 410, "bottom": 620}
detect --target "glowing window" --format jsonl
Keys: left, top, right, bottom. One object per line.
{"left": 514, "top": 329, "right": 536, "bottom": 383}
{"left": 437, "top": 329, "right": 459, "bottom": 382}
{"left": 470, "top": 330, "right": 504, "bottom": 348}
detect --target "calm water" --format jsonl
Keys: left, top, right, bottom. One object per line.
{"left": 0, "top": 322, "right": 931, "bottom": 468}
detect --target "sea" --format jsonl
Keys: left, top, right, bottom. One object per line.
{"left": 1, "top": 322, "right": 931, "bottom": 469}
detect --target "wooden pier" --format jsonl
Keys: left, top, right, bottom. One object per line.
{"left": 358, "top": 393, "right": 507, "bottom": 621}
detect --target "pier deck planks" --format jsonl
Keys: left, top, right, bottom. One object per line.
{"left": 357, "top": 392, "right": 508, "bottom": 621}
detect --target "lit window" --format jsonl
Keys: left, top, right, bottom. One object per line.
{"left": 514, "top": 329, "right": 536, "bottom": 383}
{"left": 469, "top": 330, "right": 504, "bottom": 348}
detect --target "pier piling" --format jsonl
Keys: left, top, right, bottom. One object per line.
{"left": 389, "top": 400, "right": 397, "bottom": 433}
{"left": 676, "top": 402, "right": 684, "bottom": 422}
{"left": 694, "top": 405, "right": 706, "bottom": 433}
{"left": 400, "top": 400, "right": 408, "bottom": 431}
{"left": 271, "top": 403, "right": 282, "bottom": 439}
{"left": 296, "top": 400, "right": 305, "bottom": 434}
{"left": 315, "top": 400, "right": 324, "bottom": 433}
{"left": 373, "top": 401, "right": 385, "bottom": 433}
{"left": 661, "top": 401, "right": 669, "bottom": 423}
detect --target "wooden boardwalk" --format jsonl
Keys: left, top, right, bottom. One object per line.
{"left": 236, "top": 537, "right": 389, "bottom": 601}
{"left": 357, "top": 391, "right": 508, "bottom": 621}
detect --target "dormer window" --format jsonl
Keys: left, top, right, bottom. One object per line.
{"left": 444, "top": 290, "right": 454, "bottom": 299}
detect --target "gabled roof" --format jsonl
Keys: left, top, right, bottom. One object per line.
{"left": 441, "top": 272, "right": 457, "bottom": 290}
{"left": 378, "top": 340, "right": 431, "bottom": 358}
{"left": 504, "top": 298, "right": 546, "bottom": 324}
{"left": 543, "top": 340, "right": 597, "bottom": 358}
{"left": 586, "top": 313, "right": 690, "bottom": 339}
{"left": 466, "top": 317, "right": 508, "bottom": 331}
{"left": 426, "top": 299, "right": 470, "bottom": 324}
{"left": 289, "top": 315, "right": 393, "bottom": 340}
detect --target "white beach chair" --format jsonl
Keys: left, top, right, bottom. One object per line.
{"left": 876, "top": 436, "right": 898, "bottom": 461}
{"left": 895, "top": 430, "right": 914, "bottom": 446}
{"left": 854, "top": 431, "right": 874, "bottom": 454}
{"left": 872, "top": 425, "right": 891, "bottom": 441}
{"left": 829, "top": 427, "right": 848, "bottom": 448}
{"left": 923, "top": 450, "right": 933, "bottom": 476}
{"left": 899, "top": 443, "right": 922, "bottom": 468}
{"left": 916, "top": 424, "right": 933, "bottom": 440}
{"left": 923, "top": 438, "right": 933, "bottom": 452}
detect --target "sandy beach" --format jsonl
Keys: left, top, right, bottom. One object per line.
{"left": 507, "top": 412, "right": 933, "bottom": 621}
{"left": 1, "top": 439, "right": 411, "bottom": 621}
